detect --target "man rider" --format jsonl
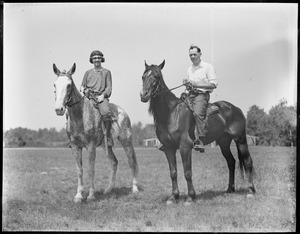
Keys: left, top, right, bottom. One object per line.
{"left": 183, "top": 44, "right": 218, "bottom": 152}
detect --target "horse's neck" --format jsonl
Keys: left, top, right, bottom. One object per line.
{"left": 72, "top": 82, "right": 82, "bottom": 100}
{"left": 150, "top": 83, "right": 179, "bottom": 125}
{"left": 66, "top": 82, "right": 84, "bottom": 118}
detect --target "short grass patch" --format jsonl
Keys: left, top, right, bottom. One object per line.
{"left": 3, "top": 146, "right": 296, "bottom": 231}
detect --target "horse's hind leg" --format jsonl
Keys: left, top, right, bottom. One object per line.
{"left": 217, "top": 134, "right": 236, "bottom": 193}
{"left": 122, "top": 143, "right": 139, "bottom": 193}
{"left": 236, "top": 137, "right": 256, "bottom": 194}
{"left": 104, "top": 146, "right": 118, "bottom": 194}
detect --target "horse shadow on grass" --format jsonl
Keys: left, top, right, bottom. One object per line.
{"left": 195, "top": 188, "right": 252, "bottom": 201}
{"left": 93, "top": 186, "right": 144, "bottom": 201}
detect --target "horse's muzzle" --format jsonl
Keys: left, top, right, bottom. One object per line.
{"left": 140, "top": 91, "right": 150, "bottom": 102}
{"left": 55, "top": 107, "right": 66, "bottom": 116}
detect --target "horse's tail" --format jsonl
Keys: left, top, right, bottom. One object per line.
{"left": 235, "top": 135, "right": 256, "bottom": 181}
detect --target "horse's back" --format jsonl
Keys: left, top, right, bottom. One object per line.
{"left": 109, "top": 103, "right": 131, "bottom": 124}
{"left": 108, "top": 103, "right": 133, "bottom": 141}
{"left": 210, "top": 100, "right": 247, "bottom": 140}
{"left": 213, "top": 100, "right": 245, "bottom": 120}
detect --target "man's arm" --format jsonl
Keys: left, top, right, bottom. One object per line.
{"left": 190, "top": 80, "right": 216, "bottom": 89}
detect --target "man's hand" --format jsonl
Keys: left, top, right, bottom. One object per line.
{"left": 79, "top": 86, "right": 85, "bottom": 94}
{"left": 183, "top": 79, "right": 189, "bottom": 85}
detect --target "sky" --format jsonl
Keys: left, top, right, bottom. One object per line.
{"left": 3, "top": 3, "right": 298, "bottom": 131}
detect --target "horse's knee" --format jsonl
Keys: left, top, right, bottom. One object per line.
{"left": 77, "top": 168, "right": 83, "bottom": 177}
{"left": 184, "top": 171, "right": 192, "bottom": 181}
{"left": 108, "top": 150, "right": 118, "bottom": 167}
{"left": 110, "top": 155, "right": 118, "bottom": 167}
{"left": 170, "top": 170, "right": 177, "bottom": 179}
{"left": 112, "top": 159, "right": 118, "bottom": 170}
{"left": 228, "top": 158, "right": 236, "bottom": 169}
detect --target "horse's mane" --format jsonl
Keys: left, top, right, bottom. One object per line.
{"left": 146, "top": 66, "right": 180, "bottom": 126}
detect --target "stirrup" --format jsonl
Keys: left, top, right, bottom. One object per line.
{"left": 158, "top": 145, "right": 165, "bottom": 151}
{"left": 193, "top": 140, "right": 205, "bottom": 153}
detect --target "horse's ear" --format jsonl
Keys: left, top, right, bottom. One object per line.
{"left": 53, "top": 64, "right": 61, "bottom": 76}
{"left": 68, "top": 63, "right": 76, "bottom": 76}
{"left": 158, "top": 60, "right": 165, "bottom": 70}
{"left": 144, "top": 60, "right": 149, "bottom": 69}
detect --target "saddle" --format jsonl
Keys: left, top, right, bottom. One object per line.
{"left": 84, "top": 90, "right": 116, "bottom": 120}
{"left": 84, "top": 90, "right": 117, "bottom": 148}
{"left": 180, "top": 92, "right": 219, "bottom": 117}
{"left": 84, "top": 90, "right": 106, "bottom": 107}
{"left": 207, "top": 103, "right": 219, "bottom": 116}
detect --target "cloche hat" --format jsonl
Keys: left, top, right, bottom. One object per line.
{"left": 89, "top": 50, "right": 105, "bottom": 63}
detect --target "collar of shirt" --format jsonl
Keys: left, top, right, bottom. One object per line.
{"left": 192, "top": 61, "right": 204, "bottom": 70}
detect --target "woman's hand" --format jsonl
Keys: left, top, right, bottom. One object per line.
{"left": 97, "top": 94, "right": 104, "bottom": 102}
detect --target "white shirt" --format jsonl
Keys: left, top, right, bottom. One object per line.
{"left": 187, "top": 61, "right": 218, "bottom": 93}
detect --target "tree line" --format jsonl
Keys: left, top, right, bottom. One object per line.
{"left": 4, "top": 100, "right": 296, "bottom": 148}
{"left": 3, "top": 123, "right": 156, "bottom": 148}
{"left": 246, "top": 99, "right": 296, "bottom": 146}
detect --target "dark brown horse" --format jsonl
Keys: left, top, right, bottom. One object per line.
{"left": 140, "top": 60, "right": 255, "bottom": 205}
{"left": 53, "top": 63, "right": 139, "bottom": 203}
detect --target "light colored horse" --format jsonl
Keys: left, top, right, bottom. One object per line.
{"left": 53, "top": 63, "right": 139, "bottom": 203}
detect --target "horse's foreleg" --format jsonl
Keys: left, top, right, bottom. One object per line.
{"left": 122, "top": 143, "right": 139, "bottom": 194}
{"left": 71, "top": 146, "right": 84, "bottom": 203}
{"left": 86, "top": 145, "right": 96, "bottom": 201}
{"left": 164, "top": 148, "right": 179, "bottom": 205}
{"left": 104, "top": 146, "right": 118, "bottom": 194}
{"left": 179, "top": 144, "right": 196, "bottom": 204}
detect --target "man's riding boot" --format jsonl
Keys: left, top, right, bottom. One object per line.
{"left": 194, "top": 116, "right": 206, "bottom": 153}
{"left": 193, "top": 137, "right": 205, "bottom": 153}
{"left": 103, "top": 118, "right": 114, "bottom": 147}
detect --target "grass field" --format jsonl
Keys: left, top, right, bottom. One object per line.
{"left": 3, "top": 146, "right": 296, "bottom": 231}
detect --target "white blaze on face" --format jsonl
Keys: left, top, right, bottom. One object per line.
{"left": 146, "top": 70, "right": 152, "bottom": 77}
{"left": 141, "top": 70, "right": 152, "bottom": 95}
{"left": 54, "top": 76, "right": 72, "bottom": 114}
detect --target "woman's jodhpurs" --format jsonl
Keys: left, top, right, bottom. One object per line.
{"left": 97, "top": 98, "right": 113, "bottom": 146}
{"left": 97, "top": 98, "right": 112, "bottom": 120}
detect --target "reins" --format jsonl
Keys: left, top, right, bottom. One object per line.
{"left": 152, "top": 83, "right": 185, "bottom": 97}
{"left": 66, "top": 95, "right": 84, "bottom": 107}
{"left": 64, "top": 79, "right": 84, "bottom": 107}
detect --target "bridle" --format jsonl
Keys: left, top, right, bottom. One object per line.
{"left": 144, "top": 69, "right": 185, "bottom": 98}
{"left": 58, "top": 73, "right": 84, "bottom": 108}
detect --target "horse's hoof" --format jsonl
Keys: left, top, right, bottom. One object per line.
{"left": 249, "top": 186, "right": 256, "bottom": 194}
{"left": 226, "top": 187, "right": 235, "bottom": 193}
{"left": 104, "top": 186, "right": 114, "bottom": 195}
{"left": 166, "top": 195, "right": 178, "bottom": 205}
{"left": 184, "top": 196, "right": 195, "bottom": 206}
{"left": 74, "top": 197, "right": 83, "bottom": 203}
{"left": 132, "top": 185, "right": 139, "bottom": 194}
{"left": 166, "top": 199, "right": 175, "bottom": 206}
{"left": 87, "top": 194, "right": 96, "bottom": 202}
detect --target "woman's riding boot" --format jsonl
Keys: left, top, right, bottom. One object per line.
{"left": 103, "top": 118, "right": 114, "bottom": 147}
